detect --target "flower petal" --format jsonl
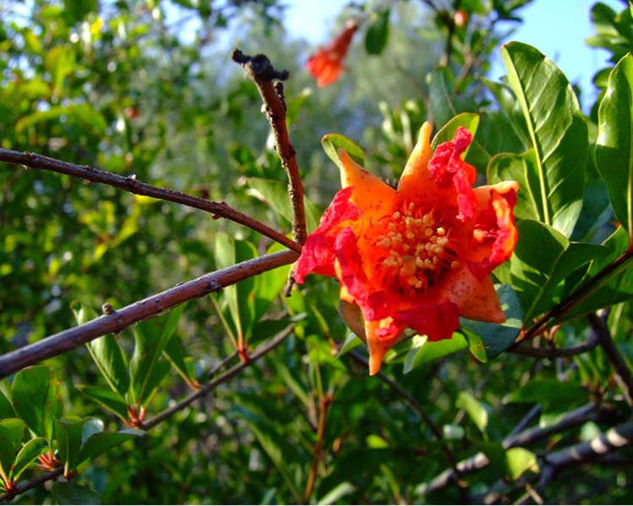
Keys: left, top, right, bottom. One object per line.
{"left": 437, "top": 265, "right": 505, "bottom": 323}
{"left": 294, "top": 187, "right": 360, "bottom": 283}
{"left": 339, "top": 149, "right": 397, "bottom": 216}
{"left": 365, "top": 318, "right": 404, "bottom": 375}
{"left": 398, "top": 122, "right": 433, "bottom": 195}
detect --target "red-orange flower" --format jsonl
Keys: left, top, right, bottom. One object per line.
{"left": 294, "top": 123, "right": 519, "bottom": 375}
{"left": 306, "top": 20, "right": 358, "bottom": 87}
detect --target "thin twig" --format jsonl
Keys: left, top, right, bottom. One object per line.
{"left": 0, "top": 148, "right": 301, "bottom": 253}
{"left": 521, "top": 245, "right": 633, "bottom": 341}
{"left": 424, "top": 403, "right": 599, "bottom": 494}
{"left": 507, "top": 404, "right": 542, "bottom": 438}
{"left": 347, "top": 351, "right": 467, "bottom": 499}
{"left": 509, "top": 336, "right": 599, "bottom": 359}
{"left": 0, "top": 469, "right": 63, "bottom": 503}
{"left": 231, "top": 49, "right": 307, "bottom": 245}
{"left": 304, "top": 393, "right": 333, "bottom": 503}
{"left": 588, "top": 312, "right": 633, "bottom": 406}
{"left": 142, "top": 325, "right": 293, "bottom": 429}
{"left": 207, "top": 351, "right": 239, "bottom": 379}
{"left": 0, "top": 250, "right": 298, "bottom": 379}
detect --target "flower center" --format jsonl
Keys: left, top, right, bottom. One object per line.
{"left": 374, "top": 201, "right": 459, "bottom": 292}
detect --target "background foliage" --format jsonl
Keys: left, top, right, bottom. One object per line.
{"left": 1, "top": 0, "right": 633, "bottom": 504}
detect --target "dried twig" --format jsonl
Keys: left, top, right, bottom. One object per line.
{"left": 0, "top": 148, "right": 301, "bottom": 253}
{"left": 231, "top": 49, "right": 307, "bottom": 245}
{"left": 0, "top": 250, "right": 298, "bottom": 379}
{"left": 304, "top": 392, "right": 333, "bottom": 503}
{"left": 509, "top": 336, "right": 599, "bottom": 359}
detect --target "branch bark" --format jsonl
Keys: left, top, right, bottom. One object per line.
{"left": 0, "top": 147, "right": 301, "bottom": 253}
{"left": 0, "top": 250, "right": 298, "bottom": 379}
{"left": 509, "top": 336, "right": 599, "bottom": 359}
{"left": 231, "top": 49, "right": 307, "bottom": 245}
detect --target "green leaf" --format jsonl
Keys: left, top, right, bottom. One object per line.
{"left": 50, "top": 482, "right": 101, "bottom": 505}
{"left": 431, "top": 113, "right": 480, "bottom": 152}
{"left": 11, "top": 437, "right": 47, "bottom": 481}
{"left": 456, "top": 392, "right": 489, "bottom": 433}
{"left": 86, "top": 335, "right": 129, "bottom": 397}
{"left": 55, "top": 416, "right": 85, "bottom": 474}
{"left": 365, "top": 9, "right": 390, "bottom": 55}
{"left": 79, "top": 431, "right": 139, "bottom": 465}
{"left": 163, "top": 337, "right": 199, "bottom": 389}
{"left": 129, "top": 306, "right": 185, "bottom": 406}
{"left": 11, "top": 365, "right": 55, "bottom": 440}
{"left": 318, "top": 482, "right": 356, "bottom": 505}
{"left": 505, "top": 447, "right": 539, "bottom": 479}
{"left": 462, "top": 328, "right": 487, "bottom": 363}
{"left": 596, "top": 53, "right": 633, "bottom": 238}
{"left": 44, "top": 46, "right": 76, "bottom": 96}
{"left": 321, "top": 133, "right": 365, "bottom": 170}
{"left": 460, "top": 284, "right": 523, "bottom": 358}
{"left": 508, "top": 380, "right": 587, "bottom": 412}
{"left": 567, "top": 227, "right": 633, "bottom": 318}
{"left": 0, "top": 419, "right": 25, "bottom": 482}
{"left": 0, "top": 391, "right": 14, "bottom": 419}
{"left": 500, "top": 42, "right": 587, "bottom": 237}
{"left": 77, "top": 385, "right": 128, "bottom": 422}
{"left": 403, "top": 333, "right": 468, "bottom": 374}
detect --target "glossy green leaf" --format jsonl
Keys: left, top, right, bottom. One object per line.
{"left": 318, "top": 482, "right": 356, "bottom": 505}
{"left": 130, "top": 305, "right": 185, "bottom": 406}
{"left": 321, "top": 133, "right": 365, "bottom": 170}
{"left": 11, "top": 437, "right": 47, "bottom": 481}
{"left": 0, "top": 391, "right": 14, "bottom": 419}
{"left": 79, "top": 430, "right": 139, "bottom": 465}
{"left": 462, "top": 328, "right": 487, "bottom": 363}
{"left": 596, "top": 53, "right": 633, "bottom": 238}
{"left": 456, "top": 392, "right": 489, "bottom": 433}
{"left": 50, "top": 482, "right": 101, "bottom": 505}
{"left": 86, "top": 335, "right": 129, "bottom": 397}
{"left": 77, "top": 385, "right": 128, "bottom": 422}
{"left": 55, "top": 416, "right": 84, "bottom": 474}
{"left": 365, "top": 9, "right": 390, "bottom": 55}
{"left": 500, "top": 42, "right": 587, "bottom": 237}
{"left": 403, "top": 333, "right": 468, "bottom": 374}
{"left": 0, "top": 419, "right": 25, "bottom": 481}
{"left": 431, "top": 112, "right": 480, "bottom": 152}
{"left": 505, "top": 447, "right": 539, "bottom": 479}
{"left": 163, "top": 337, "right": 199, "bottom": 389}
{"left": 11, "top": 365, "right": 55, "bottom": 440}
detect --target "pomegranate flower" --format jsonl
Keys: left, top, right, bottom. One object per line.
{"left": 294, "top": 123, "right": 519, "bottom": 375}
{"left": 306, "top": 20, "right": 358, "bottom": 87}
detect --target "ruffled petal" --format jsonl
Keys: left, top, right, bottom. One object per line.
{"left": 392, "top": 300, "right": 460, "bottom": 342}
{"left": 294, "top": 187, "right": 360, "bottom": 283}
{"left": 428, "top": 127, "right": 478, "bottom": 221}
{"left": 467, "top": 181, "right": 519, "bottom": 279}
{"left": 339, "top": 150, "right": 397, "bottom": 216}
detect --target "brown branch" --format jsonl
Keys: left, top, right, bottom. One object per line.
{"left": 142, "top": 325, "right": 293, "bottom": 429}
{"left": 231, "top": 49, "right": 307, "bottom": 245}
{"left": 588, "top": 313, "right": 633, "bottom": 406}
{"left": 522, "top": 245, "right": 633, "bottom": 341}
{"left": 304, "top": 393, "right": 333, "bottom": 503}
{"left": 207, "top": 351, "right": 238, "bottom": 379}
{"left": 0, "top": 147, "right": 301, "bottom": 253}
{"left": 509, "top": 336, "right": 599, "bottom": 359}
{"left": 517, "top": 420, "right": 633, "bottom": 505}
{"left": 0, "top": 469, "right": 63, "bottom": 503}
{"left": 423, "top": 403, "right": 599, "bottom": 494}
{"left": 0, "top": 250, "right": 298, "bottom": 379}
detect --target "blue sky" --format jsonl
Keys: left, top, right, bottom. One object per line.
{"left": 286, "top": 0, "right": 623, "bottom": 109}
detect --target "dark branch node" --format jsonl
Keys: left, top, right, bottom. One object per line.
{"left": 231, "top": 48, "right": 289, "bottom": 81}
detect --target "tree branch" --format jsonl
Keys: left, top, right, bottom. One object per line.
{"left": 0, "top": 250, "right": 298, "bottom": 379}
{"left": 231, "top": 49, "right": 307, "bottom": 245}
{"left": 423, "top": 403, "right": 599, "bottom": 494}
{"left": 588, "top": 313, "right": 633, "bottom": 406}
{"left": 141, "top": 325, "right": 293, "bottom": 429}
{"left": 509, "top": 336, "right": 599, "bottom": 359}
{"left": 522, "top": 244, "right": 633, "bottom": 341}
{"left": 0, "top": 147, "right": 301, "bottom": 253}
{"left": 304, "top": 392, "right": 332, "bottom": 503}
